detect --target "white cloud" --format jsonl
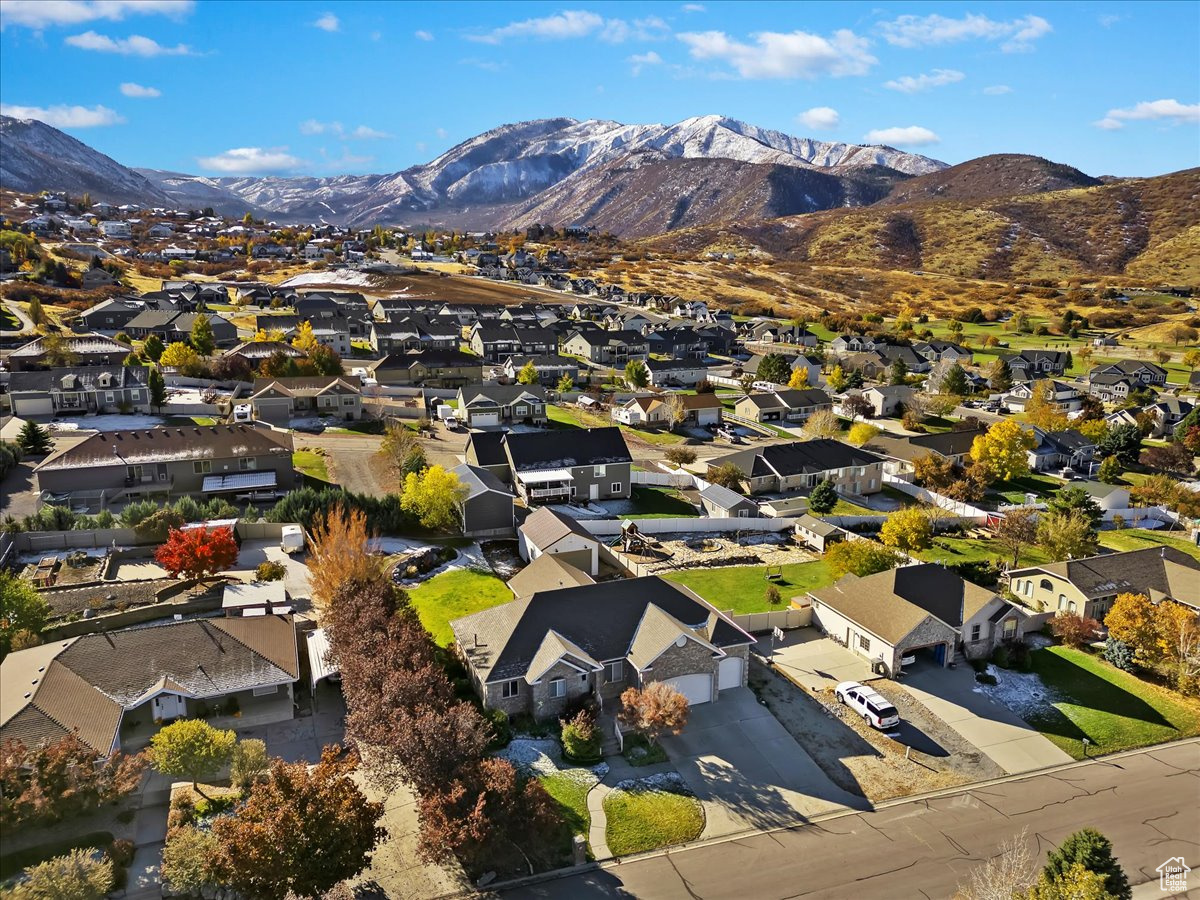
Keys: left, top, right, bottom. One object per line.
{"left": 435, "top": 127, "right": 448, "bottom": 139}
{"left": 879, "top": 13, "right": 1051, "bottom": 52}
{"left": 883, "top": 68, "right": 964, "bottom": 93}
{"left": 678, "top": 28, "right": 876, "bottom": 79}
{"left": 682, "top": 3, "right": 705, "bottom": 11}
{"left": 629, "top": 50, "right": 662, "bottom": 75}
{"left": 1099, "top": 14, "right": 1120, "bottom": 28}
{"left": 65, "top": 30, "right": 193, "bottom": 55}
{"left": 415, "top": 142, "right": 427, "bottom": 153}
{"left": 983, "top": 84, "right": 1012, "bottom": 95}
{"left": 864, "top": 125, "right": 940, "bottom": 146}
{"left": 414, "top": 29, "right": 433, "bottom": 40}
{"left": 313, "top": 12, "right": 338, "bottom": 32}
{"left": 0, "top": 102, "right": 124, "bottom": 127}
{"left": 350, "top": 125, "right": 390, "bottom": 140}
{"left": 300, "top": 119, "right": 341, "bottom": 136}
{"left": 468, "top": 9, "right": 666, "bottom": 44}
{"left": 797, "top": 106, "right": 840, "bottom": 130}
{"left": 1093, "top": 98, "right": 1200, "bottom": 130}
{"left": 119, "top": 82, "right": 160, "bottom": 98}
{"left": 0, "top": 0, "right": 192, "bottom": 30}
{"left": 197, "top": 147, "right": 302, "bottom": 174}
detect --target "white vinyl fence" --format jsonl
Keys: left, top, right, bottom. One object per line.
{"left": 883, "top": 473, "right": 991, "bottom": 520}
{"left": 729, "top": 607, "right": 812, "bottom": 633}
{"left": 631, "top": 470, "right": 695, "bottom": 488}
{"left": 579, "top": 517, "right": 797, "bottom": 536}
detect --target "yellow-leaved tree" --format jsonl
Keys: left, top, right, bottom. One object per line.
{"left": 400, "top": 465, "right": 467, "bottom": 532}
{"left": 787, "top": 367, "right": 809, "bottom": 389}
{"left": 292, "top": 320, "right": 319, "bottom": 353}
{"left": 970, "top": 419, "right": 1035, "bottom": 484}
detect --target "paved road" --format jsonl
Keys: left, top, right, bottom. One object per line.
{"left": 501, "top": 740, "right": 1200, "bottom": 900}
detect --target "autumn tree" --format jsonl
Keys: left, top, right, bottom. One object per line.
{"left": 1025, "top": 862, "right": 1113, "bottom": 900}
{"left": 825, "top": 540, "right": 901, "bottom": 579}
{"left": 556, "top": 372, "right": 574, "bottom": 393}
{"left": 190, "top": 313, "right": 215, "bottom": 356}
{"left": 292, "top": 320, "right": 320, "bottom": 353}
{"left": 971, "top": 419, "right": 1035, "bottom": 484}
{"left": 1049, "top": 613, "right": 1102, "bottom": 649}
{"left": 1, "top": 572, "right": 50, "bottom": 658}
{"left": 846, "top": 422, "right": 880, "bottom": 446}
{"left": 211, "top": 748, "right": 384, "bottom": 900}
{"left": 1042, "top": 828, "right": 1131, "bottom": 900}
{"left": 787, "top": 367, "right": 809, "bottom": 389}
{"left": 39, "top": 332, "right": 79, "bottom": 367}
{"left": 148, "top": 720, "right": 236, "bottom": 794}
{"left": 307, "top": 504, "right": 383, "bottom": 618}
{"left": 0, "top": 735, "right": 147, "bottom": 829}
{"left": 956, "top": 829, "right": 1038, "bottom": 900}
{"left": 159, "top": 341, "right": 203, "bottom": 375}
{"left": 400, "top": 465, "right": 467, "bottom": 531}
{"left": 10, "top": 848, "right": 114, "bottom": 900}
{"left": 619, "top": 682, "right": 690, "bottom": 747}
{"left": 379, "top": 421, "right": 426, "bottom": 477}
{"left": 1023, "top": 381, "right": 1069, "bottom": 431}
{"left": 987, "top": 357, "right": 1012, "bottom": 392}
{"left": 911, "top": 453, "right": 958, "bottom": 491}
{"left": 879, "top": 507, "right": 933, "bottom": 552}
{"left": 705, "top": 462, "right": 744, "bottom": 492}
{"left": 842, "top": 394, "right": 873, "bottom": 422}
{"left": 807, "top": 478, "right": 838, "bottom": 514}
{"left": 516, "top": 360, "right": 539, "bottom": 385}
{"left": 994, "top": 508, "right": 1038, "bottom": 567}
{"left": 664, "top": 446, "right": 697, "bottom": 468}
{"left": 801, "top": 408, "right": 843, "bottom": 440}
{"left": 230, "top": 738, "right": 269, "bottom": 791}
{"left": 826, "top": 364, "right": 848, "bottom": 392}
{"left": 142, "top": 333, "right": 165, "bottom": 362}
{"left": 624, "top": 358, "right": 648, "bottom": 388}
{"left": 154, "top": 525, "right": 239, "bottom": 579}
{"left": 1036, "top": 510, "right": 1098, "bottom": 561}
{"left": 1140, "top": 442, "right": 1195, "bottom": 474}
{"left": 664, "top": 392, "right": 687, "bottom": 430}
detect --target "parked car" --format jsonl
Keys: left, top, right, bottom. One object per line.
{"left": 717, "top": 426, "right": 741, "bottom": 443}
{"left": 834, "top": 681, "right": 900, "bottom": 730}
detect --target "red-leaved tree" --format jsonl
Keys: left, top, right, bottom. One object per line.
{"left": 155, "top": 526, "right": 239, "bottom": 579}
{"left": 619, "top": 682, "right": 690, "bottom": 746}
{"left": 1050, "top": 613, "right": 1103, "bottom": 649}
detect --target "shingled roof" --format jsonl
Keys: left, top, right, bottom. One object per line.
{"left": 503, "top": 427, "right": 631, "bottom": 472}
{"left": 35, "top": 424, "right": 293, "bottom": 471}
{"left": 1009, "top": 547, "right": 1200, "bottom": 607}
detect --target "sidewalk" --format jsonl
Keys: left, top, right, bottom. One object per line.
{"left": 586, "top": 758, "right": 677, "bottom": 860}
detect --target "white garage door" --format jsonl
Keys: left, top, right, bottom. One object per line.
{"left": 718, "top": 657, "right": 744, "bottom": 691}
{"left": 16, "top": 397, "right": 53, "bottom": 417}
{"left": 662, "top": 674, "right": 712, "bottom": 705}
{"left": 472, "top": 413, "right": 499, "bottom": 426}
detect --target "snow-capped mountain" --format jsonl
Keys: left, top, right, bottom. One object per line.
{"left": 0, "top": 115, "right": 171, "bottom": 205}
{"left": 3, "top": 114, "right": 948, "bottom": 231}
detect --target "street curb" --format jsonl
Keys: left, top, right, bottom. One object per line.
{"left": 456, "top": 735, "right": 1200, "bottom": 897}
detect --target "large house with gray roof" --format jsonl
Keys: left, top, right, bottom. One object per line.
{"left": 709, "top": 439, "right": 885, "bottom": 497}
{"left": 450, "top": 575, "right": 755, "bottom": 720}
{"left": 8, "top": 367, "right": 152, "bottom": 418}
{"left": 502, "top": 427, "right": 632, "bottom": 504}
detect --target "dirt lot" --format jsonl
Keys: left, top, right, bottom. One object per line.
{"left": 749, "top": 659, "right": 1002, "bottom": 802}
{"left": 616, "top": 533, "right": 815, "bottom": 576}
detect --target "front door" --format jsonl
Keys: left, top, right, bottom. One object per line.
{"left": 152, "top": 694, "right": 187, "bottom": 721}
{"left": 589, "top": 483, "right": 600, "bottom": 501}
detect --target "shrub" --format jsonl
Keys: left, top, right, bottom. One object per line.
{"left": 486, "top": 709, "right": 512, "bottom": 750}
{"left": 107, "top": 839, "right": 135, "bottom": 869}
{"left": 969, "top": 657, "right": 989, "bottom": 673}
{"left": 255, "top": 560, "right": 287, "bottom": 582}
{"left": 11, "top": 848, "right": 114, "bottom": 900}
{"left": 1103, "top": 638, "right": 1137, "bottom": 672}
{"left": 1049, "top": 613, "right": 1102, "bottom": 649}
{"left": 765, "top": 584, "right": 783, "bottom": 606}
{"left": 975, "top": 672, "right": 998, "bottom": 685}
{"left": 160, "top": 826, "right": 221, "bottom": 892}
{"left": 230, "top": 739, "right": 269, "bottom": 791}
{"left": 992, "top": 644, "right": 1011, "bottom": 668}
{"left": 560, "top": 709, "right": 602, "bottom": 764}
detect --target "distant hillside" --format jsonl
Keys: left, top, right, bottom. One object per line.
{"left": 877, "top": 154, "right": 1101, "bottom": 207}
{"left": 648, "top": 168, "right": 1200, "bottom": 282}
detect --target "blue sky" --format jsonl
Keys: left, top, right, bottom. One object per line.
{"left": 1, "top": 0, "right": 1197, "bottom": 179}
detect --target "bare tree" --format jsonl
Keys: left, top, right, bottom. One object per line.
{"left": 956, "top": 828, "right": 1038, "bottom": 900}
{"left": 802, "top": 409, "right": 843, "bottom": 440}
{"left": 994, "top": 508, "right": 1039, "bottom": 568}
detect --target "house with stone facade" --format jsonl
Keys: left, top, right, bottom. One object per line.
{"left": 708, "top": 439, "right": 885, "bottom": 497}
{"left": 450, "top": 576, "right": 755, "bottom": 720}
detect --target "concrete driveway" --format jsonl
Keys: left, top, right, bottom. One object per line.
{"left": 659, "top": 687, "right": 866, "bottom": 838}
{"left": 901, "top": 663, "right": 1073, "bottom": 774}
{"left": 757, "top": 629, "right": 876, "bottom": 693}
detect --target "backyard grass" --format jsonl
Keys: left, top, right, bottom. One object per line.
{"left": 604, "top": 787, "right": 704, "bottom": 856}
{"left": 914, "top": 535, "right": 1052, "bottom": 568}
{"left": 1026, "top": 646, "right": 1200, "bottom": 759}
{"left": 988, "top": 472, "right": 1066, "bottom": 505}
{"left": 0, "top": 305, "right": 19, "bottom": 331}
{"left": 626, "top": 486, "right": 697, "bottom": 519}
{"left": 663, "top": 560, "right": 835, "bottom": 614}
{"left": 826, "top": 497, "right": 878, "bottom": 516}
{"left": 1098, "top": 529, "right": 1200, "bottom": 562}
{"left": 292, "top": 449, "right": 330, "bottom": 482}
{"left": 539, "top": 773, "right": 591, "bottom": 843}
{"left": 548, "top": 403, "right": 685, "bottom": 445}
{"left": 407, "top": 568, "right": 512, "bottom": 646}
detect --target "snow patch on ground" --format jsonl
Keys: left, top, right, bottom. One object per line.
{"left": 612, "top": 771, "right": 690, "bottom": 793}
{"left": 49, "top": 415, "right": 165, "bottom": 432}
{"left": 498, "top": 739, "right": 608, "bottom": 782}
{"left": 972, "top": 667, "right": 1060, "bottom": 719}
{"left": 279, "top": 269, "right": 379, "bottom": 288}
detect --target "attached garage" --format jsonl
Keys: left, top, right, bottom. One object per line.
{"left": 662, "top": 673, "right": 713, "bottom": 705}
{"left": 471, "top": 412, "right": 500, "bottom": 427}
{"left": 13, "top": 396, "right": 54, "bottom": 417}
{"left": 718, "top": 656, "right": 744, "bottom": 691}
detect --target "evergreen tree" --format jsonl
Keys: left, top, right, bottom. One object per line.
{"left": 190, "top": 314, "right": 215, "bottom": 357}
{"left": 942, "top": 363, "right": 969, "bottom": 396}
{"left": 889, "top": 359, "right": 908, "bottom": 385}
{"left": 757, "top": 353, "right": 793, "bottom": 386}
{"left": 807, "top": 479, "right": 839, "bottom": 515}
{"left": 143, "top": 334, "right": 165, "bottom": 362}
{"left": 1042, "top": 828, "right": 1131, "bottom": 900}
{"left": 148, "top": 368, "right": 167, "bottom": 411}
{"left": 16, "top": 420, "right": 52, "bottom": 455}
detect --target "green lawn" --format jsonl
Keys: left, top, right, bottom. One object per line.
{"left": 604, "top": 787, "right": 704, "bottom": 856}
{"left": 549, "top": 403, "right": 685, "bottom": 445}
{"left": 988, "top": 473, "right": 1066, "bottom": 505}
{"left": 826, "top": 497, "right": 877, "bottom": 516}
{"left": 663, "top": 560, "right": 835, "bottom": 614}
{"left": 539, "top": 773, "right": 591, "bottom": 845}
{"left": 407, "top": 568, "right": 512, "bottom": 646}
{"left": 1026, "top": 646, "right": 1200, "bottom": 759}
{"left": 914, "top": 535, "right": 1052, "bottom": 568}
{"left": 626, "top": 486, "right": 698, "bottom": 519}
{"left": 0, "top": 306, "right": 20, "bottom": 331}
{"left": 1098, "top": 529, "right": 1200, "bottom": 562}
{"left": 292, "top": 450, "right": 330, "bottom": 482}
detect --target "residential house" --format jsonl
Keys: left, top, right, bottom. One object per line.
{"left": 1075, "top": 480, "right": 1131, "bottom": 512}
{"left": 468, "top": 324, "right": 555, "bottom": 362}
{"left": 644, "top": 358, "right": 710, "bottom": 387}
{"left": 1089, "top": 360, "right": 1168, "bottom": 388}
{"left": 223, "top": 341, "right": 306, "bottom": 369}
{"left": 562, "top": 329, "right": 648, "bottom": 365}
{"left": 1145, "top": 396, "right": 1194, "bottom": 438}
{"left": 612, "top": 396, "right": 667, "bottom": 427}
{"left": 309, "top": 318, "right": 352, "bottom": 357}
{"left": 77, "top": 298, "right": 143, "bottom": 333}
{"left": 831, "top": 334, "right": 886, "bottom": 354}
{"left": 500, "top": 355, "right": 580, "bottom": 387}
{"left": 371, "top": 315, "right": 460, "bottom": 354}
{"left": 518, "top": 507, "right": 603, "bottom": 576}
{"left": 124, "top": 310, "right": 238, "bottom": 348}
{"left": 81, "top": 268, "right": 117, "bottom": 290}
{"left": 857, "top": 385, "right": 915, "bottom": 418}
{"left": 734, "top": 389, "right": 832, "bottom": 424}
{"left": 646, "top": 327, "right": 709, "bottom": 360}
{"left": 698, "top": 483, "right": 757, "bottom": 518}
{"left": 1027, "top": 427, "right": 1096, "bottom": 474}
{"left": 913, "top": 340, "right": 973, "bottom": 365}
{"left": 502, "top": 427, "right": 632, "bottom": 504}
{"left": 34, "top": 424, "right": 295, "bottom": 501}
{"left": 0, "top": 615, "right": 300, "bottom": 755}
{"left": 743, "top": 320, "right": 818, "bottom": 347}
{"left": 1006, "top": 547, "right": 1200, "bottom": 621}
{"left": 371, "top": 350, "right": 483, "bottom": 388}
{"left": 709, "top": 440, "right": 886, "bottom": 497}
{"left": 1086, "top": 373, "right": 1140, "bottom": 403}
{"left": 1004, "top": 380, "right": 1084, "bottom": 414}
{"left": 925, "top": 359, "right": 986, "bottom": 395}
{"left": 676, "top": 393, "right": 724, "bottom": 427}
{"left": 740, "top": 353, "right": 822, "bottom": 388}
{"left": 98, "top": 221, "right": 131, "bottom": 238}
{"left": 449, "top": 575, "right": 755, "bottom": 719}
{"left": 249, "top": 376, "right": 363, "bottom": 425}
{"left": 507, "top": 554, "right": 594, "bottom": 599}
{"left": 863, "top": 427, "right": 986, "bottom": 479}
{"left": 810, "top": 564, "right": 1029, "bottom": 676}
{"left": 1003, "top": 349, "right": 1070, "bottom": 381}
{"left": 8, "top": 367, "right": 151, "bottom": 417}
{"left": 7, "top": 333, "right": 132, "bottom": 371}
{"left": 464, "top": 431, "right": 511, "bottom": 483}
{"left": 453, "top": 464, "right": 516, "bottom": 538}
{"left": 456, "top": 384, "right": 548, "bottom": 428}
{"left": 793, "top": 514, "right": 846, "bottom": 553}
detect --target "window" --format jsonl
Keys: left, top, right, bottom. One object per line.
{"left": 611, "top": 482, "right": 622, "bottom": 494}
{"left": 193, "top": 460, "right": 212, "bottom": 474}
{"left": 1058, "top": 595, "right": 1067, "bottom": 610}
{"left": 501, "top": 680, "right": 520, "bottom": 699}
{"left": 127, "top": 465, "right": 142, "bottom": 481}
{"left": 1067, "top": 601, "right": 1077, "bottom": 614}
{"left": 1040, "top": 579, "right": 1053, "bottom": 591}
{"left": 580, "top": 673, "right": 588, "bottom": 683}
{"left": 252, "top": 685, "right": 278, "bottom": 697}
{"left": 514, "top": 405, "right": 527, "bottom": 416}
{"left": 594, "top": 465, "right": 607, "bottom": 477}
{"left": 970, "top": 624, "right": 981, "bottom": 642}
{"left": 130, "top": 390, "right": 141, "bottom": 401}
{"left": 1003, "top": 619, "right": 1018, "bottom": 639}
{"left": 548, "top": 678, "right": 566, "bottom": 699}
{"left": 605, "top": 661, "right": 624, "bottom": 683}
{"left": 239, "top": 457, "right": 256, "bottom": 471}
{"left": 857, "top": 634, "right": 871, "bottom": 652}
{"left": 737, "top": 509, "right": 749, "bottom": 518}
